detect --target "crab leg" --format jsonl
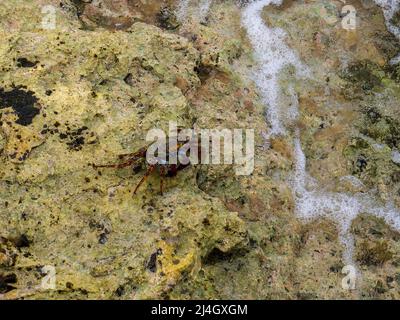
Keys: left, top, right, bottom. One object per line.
{"left": 133, "top": 165, "right": 156, "bottom": 194}
{"left": 159, "top": 166, "right": 167, "bottom": 196}
{"left": 117, "top": 147, "right": 148, "bottom": 160}
{"left": 93, "top": 147, "right": 148, "bottom": 169}
{"left": 93, "top": 159, "right": 137, "bottom": 169}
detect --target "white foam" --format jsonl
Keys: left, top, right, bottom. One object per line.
{"left": 176, "top": 0, "right": 191, "bottom": 21}
{"left": 339, "top": 175, "right": 365, "bottom": 190}
{"left": 392, "top": 149, "right": 400, "bottom": 164}
{"left": 293, "top": 131, "right": 400, "bottom": 264}
{"left": 242, "top": 0, "right": 400, "bottom": 265}
{"left": 176, "top": 0, "right": 213, "bottom": 23}
{"left": 373, "top": 0, "right": 400, "bottom": 64}
{"left": 199, "top": 0, "right": 213, "bottom": 22}
{"left": 242, "top": 0, "right": 308, "bottom": 138}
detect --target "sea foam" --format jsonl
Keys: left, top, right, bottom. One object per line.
{"left": 242, "top": 0, "right": 308, "bottom": 138}
{"left": 373, "top": 0, "right": 400, "bottom": 64}
{"left": 242, "top": 0, "right": 400, "bottom": 265}
{"left": 176, "top": 0, "right": 213, "bottom": 22}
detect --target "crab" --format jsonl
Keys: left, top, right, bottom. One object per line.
{"left": 93, "top": 138, "right": 198, "bottom": 195}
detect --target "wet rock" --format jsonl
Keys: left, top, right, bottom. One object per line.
{"left": 157, "top": 6, "right": 180, "bottom": 30}
{"left": 356, "top": 240, "right": 393, "bottom": 266}
{"left": 337, "top": 175, "right": 367, "bottom": 193}
{"left": 77, "top": 0, "right": 135, "bottom": 30}
{"left": 390, "top": 9, "right": 400, "bottom": 27}
{"left": 73, "top": 0, "right": 177, "bottom": 30}
{"left": 341, "top": 61, "right": 382, "bottom": 93}
{"left": 352, "top": 213, "right": 400, "bottom": 300}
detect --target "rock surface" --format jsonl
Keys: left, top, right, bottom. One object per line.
{"left": 0, "top": 0, "right": 399, "bottom": 299}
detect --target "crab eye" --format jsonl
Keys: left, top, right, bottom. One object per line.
{"left": 132, "top": 164, "right": 142, "bottom": 174}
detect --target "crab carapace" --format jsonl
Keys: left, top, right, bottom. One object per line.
{"left": 93, "top": 137, "right": 200, "bottom": 195}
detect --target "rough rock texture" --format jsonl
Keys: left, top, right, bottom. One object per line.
{"left": 73, "top": 0, "right": 179, "bottom": 30}
{"left": 260, "top": 0, "right": 400, "bottom": 299}
{"left": 0, "top": 0, "right": 247, "bottom": 299}
{"left": 0, "top": 0, "right": 399, "bottom": 300}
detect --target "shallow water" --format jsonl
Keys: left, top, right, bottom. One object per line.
{"left": 175, "top": 0, "right": 400, "bottom": 266}
{"left": 373, "top": 0, "right": 400, "bottom": 64}
{"left": 240, "top": 0, "right": 400, "bottom": 266}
